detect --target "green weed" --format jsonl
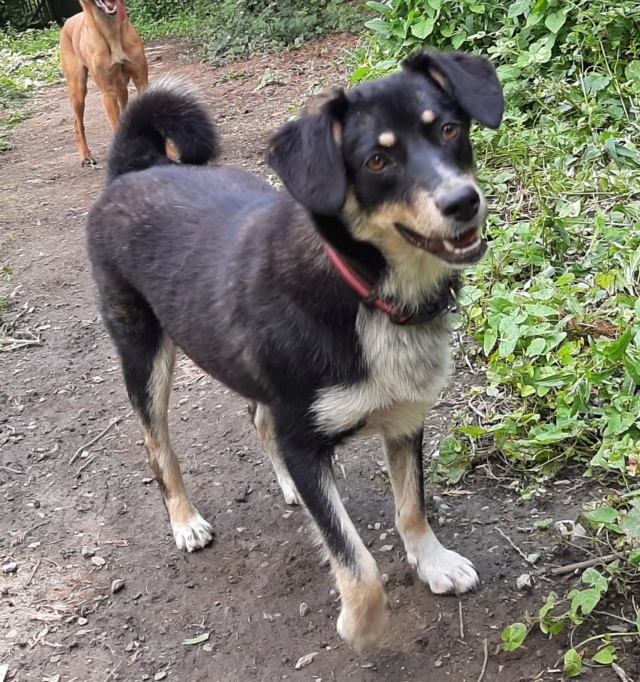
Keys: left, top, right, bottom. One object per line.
{"left": 352, "top": 0, "right": 640, "bottom": 672}
{"left": 0, "top": 26, "right": 61, "bottom": 151}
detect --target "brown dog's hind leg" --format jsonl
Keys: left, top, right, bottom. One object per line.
{"left": 103, "top": 291, "right": 213, "bottom": 551}
{"left": 61, "top": 60, "right": 94, "bottom": 166}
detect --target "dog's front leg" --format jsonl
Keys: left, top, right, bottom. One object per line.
{"left": 383, "top": 430, "right": 479, "bottom": 594}
{"left": 278, "top": 429, "right": 388, "bottom": 651}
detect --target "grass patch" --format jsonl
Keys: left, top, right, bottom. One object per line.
{"left": 0, "top": 26, "right": 61, "bottom": 151}
{"left": 351, "top": 0, "right": 640, "bottom": 673}
{"left": 126, "top": 0, "right": 361, "bottom": 61}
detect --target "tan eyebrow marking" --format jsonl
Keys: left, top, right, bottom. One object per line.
{"left": 421, "top": 109, "right": 436, "bottom": 124}
{"left": 378, "top": 131, "right": 396, "bottom": 147}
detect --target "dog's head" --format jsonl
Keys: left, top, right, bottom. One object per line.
{"left": 83, "top": 0, "right": 126, "bottom": 19}
{"left": 267, "top": 50, "right": 503, "bottom": 271}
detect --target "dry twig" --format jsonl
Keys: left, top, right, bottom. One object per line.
{"left": 549, "top": 553, "right": 619, "bottom": 576}
{"left": 25, "top": 559, "right": 40, "bottom": 587}
{"left": 69, "top": 413, "right": 130, "bottom": 465}
{"left": 476, "top": 638, "right": 488, "bottom": 682}
{"left": 459, "top": 601, "right": 465, "bottom": 639}
{"left": 612, "top": 662, "right": 633, "bottom": 682}
{"left": 496, "top": 527, "right": 530, "bottom": 564}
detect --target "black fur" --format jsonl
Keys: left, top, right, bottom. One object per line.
{"left": 107, "top": 80, "right": 218, "bottom": 184}
{"left": 87, "top": 51, "right": 503, "bottom": 649}
{"left": 403, "top": 50, "right": 504, "bottom": 129}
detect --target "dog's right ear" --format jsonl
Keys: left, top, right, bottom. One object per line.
{"left": 266, "top": 89, "right": 348, "bottom": 216}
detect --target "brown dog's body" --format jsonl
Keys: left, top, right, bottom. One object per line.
{"left": 60, "top": 0, "right": 148, "bottom": 166}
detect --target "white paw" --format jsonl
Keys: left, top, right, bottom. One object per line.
{"left": 277, "top": 474, "right": 301, "bottom": 506}
{"left": 407, "top": 533, "right": 479, "bottom": 595}
{"left": 171, "top": 510, "right": 214, "bottom": 552}
{"left": 336, "top": 586, "right": 389, "bottom": 652}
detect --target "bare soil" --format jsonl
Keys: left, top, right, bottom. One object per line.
{"left": 1, "top": 35, "right": 636, "bottom": 682}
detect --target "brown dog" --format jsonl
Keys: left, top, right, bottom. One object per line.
{"left": 60, "top": 0, "right": 148, "bottom": 166}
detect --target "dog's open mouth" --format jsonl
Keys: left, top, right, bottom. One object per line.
{"left": 96, "top": 0, "right": 120, "bottom": 16}
{"left": 395, "top": 223, "right": 487, "bottom": 265}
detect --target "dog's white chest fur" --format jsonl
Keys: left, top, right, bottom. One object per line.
{"left": 311, "top": 309, "right": 452, "bottom": 438}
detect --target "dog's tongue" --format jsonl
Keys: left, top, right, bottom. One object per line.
{"left": 116, "top": 0, "right": 127, "bottom": 21}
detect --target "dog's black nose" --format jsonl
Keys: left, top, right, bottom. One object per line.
{"left": 437, "top": 186, "right": 480, "bottom": 223}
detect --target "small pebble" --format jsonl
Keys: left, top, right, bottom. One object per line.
{"left": 517, "top": 573, "right": 534, "bottom": 591}
{"left": 374, "top": 522, "right": 381, "bottom": 531}
{"left": 299, "top": 602, "right": 310, "bottom": 617}
{"left": 295, "top": 652, "right": 318, "bottom": 670}
{"left": 111, "top": 579, "right": 125, "bottom": 594}
{"left": 91, "top": 556, "right": 106, "bottom": 567}
{"left": 77, "top": 617, "right": 88, "bottom": 626}
{"left": 381, "top": 573, "right": 390, "bottom": 586}
{"left": 2, "top": 562, "right": 18, "bottom": 574}
{"left": 81, "top": 546, "right": 96, "bottom": 558}
{"left": 379, "top": 544, "right": 394, "bottom": 552}
{"left": 154, "top": 672, "right": 167, "bottom": 681}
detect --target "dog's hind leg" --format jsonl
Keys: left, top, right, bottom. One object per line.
{"left": 382, "top": 428, "right": 479, "bottom": 594}
{"left": 275, "top": 424, "right": 388, "bottom": 650}
{"left": 250, "top": 402, "right": 301, "bottom": 505}
{"left": 103, "top": 291, "right": 213, "bottom": 552}
{"left": 62, "top": 61, "right": 93, "bottom": 165}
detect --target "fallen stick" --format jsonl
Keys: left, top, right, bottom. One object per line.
{"left": 612, "top": 662, "right": 633, "bottom": 682}
{"left": 76, "top": 452, "right": 100, "bottom": 478}
{"left": 549, "top": 553, "right": 619, "bottom": 576}
{"left": 25, "top": 559, "right": 40, "bottom": 587}
{"left": 476, "top": 638, "right": 488, "bottom": 682}
{"left": 69, "top": 413, "right": 130, "bottom": 465}
{"left": 496, "top": 527, "right": 530, "bottom": 563}
{"left": 459, "top": 601, "right": 465, "bottom": 639}
{"left": 0, "top": 465, "right": 24, "bottom": 474}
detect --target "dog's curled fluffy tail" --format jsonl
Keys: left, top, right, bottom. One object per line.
{"left": 107, "top": 77, "right": 218, "bottom": 184}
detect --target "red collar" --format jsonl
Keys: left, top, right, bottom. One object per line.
{"left": 323, "top": 242, "right": 457, "bottom": 325}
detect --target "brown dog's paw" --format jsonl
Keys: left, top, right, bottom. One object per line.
{"left": 81, "top": 157, "right": 98, "bottom": 169}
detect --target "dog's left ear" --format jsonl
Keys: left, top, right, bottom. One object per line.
{"left": 266, "top": 89, "right": 348, "bottom": 216}
{"left": 403, "top": 51, "right": 504, "bottom": 129}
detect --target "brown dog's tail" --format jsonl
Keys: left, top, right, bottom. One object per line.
{"left": 107, "top": 77, "right": 218, "bottom": 184}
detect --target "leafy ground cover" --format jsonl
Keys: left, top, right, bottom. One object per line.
{"left": 126, "top": 0, "right": 361, "bottom": 59}
{"left": 0, "top": 26, "right": 60, "bottom": 151}
{"left": 355, "top": 0, "right": 640, "bottom": 675}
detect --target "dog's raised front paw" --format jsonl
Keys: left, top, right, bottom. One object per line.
{"left": 81, "top": 157, "right": 98, "bottom": 168}
{"left": 171, "top": 510, "right": 214, "bottom": 552}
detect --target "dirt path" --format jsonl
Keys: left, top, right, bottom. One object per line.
{"left": 0, "top": 36, "right": 627, "bottom": 682}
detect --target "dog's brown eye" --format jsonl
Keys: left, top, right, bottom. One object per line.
{"left": 366, "top": 154, "right": 387, "bottom": 171}
{"left": 442, "top": 123, "right": 460, "bottom": 141}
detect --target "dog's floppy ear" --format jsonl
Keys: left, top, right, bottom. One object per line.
{"left": 403, "top": 51, "right": 504, "bottom": 129}
{"left": 266, "top": 89, "right": 348, "bottom": 215}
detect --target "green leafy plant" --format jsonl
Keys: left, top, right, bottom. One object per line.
{"left": 352, "top": 0, "right": 640, "bottom": 672}
{"left": 502, "top": 569, "right": 639, "bottom": 676}
{"left": 0, "top": 25, "right": 61, "bottom": 151}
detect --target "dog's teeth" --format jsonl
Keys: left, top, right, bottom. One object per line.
{"left": 443, "top": 239, "right": 455, "bottom": 252}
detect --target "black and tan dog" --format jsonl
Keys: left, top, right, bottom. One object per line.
{"left": 60, "top": 0, "right": 148, "bottom": 166}
{"left": 87, "top": 52, "right": 503, "bottom": 650}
